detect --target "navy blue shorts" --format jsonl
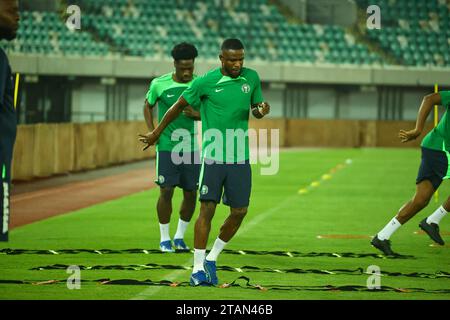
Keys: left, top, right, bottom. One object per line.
{"left": 198, "top": 159, "right": 251, "bottom": 208}
{"left": 155, "top": 151, "right": 200, "bottom": 191}
{"left": 416, "top": 147, "right": 450, "bottom": 190}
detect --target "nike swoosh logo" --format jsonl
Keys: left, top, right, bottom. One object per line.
{"left": 215, "top": 89, "right": 224, "bottom": 92}
{"left": 167, "top": 94, "right": 175, "bottom": 98}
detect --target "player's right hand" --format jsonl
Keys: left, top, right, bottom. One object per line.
{"left": 398, "top": 129, "right": 420, "bottom": 143}
{"left": 138, "top": 131, "right": 159, "bottom": 150}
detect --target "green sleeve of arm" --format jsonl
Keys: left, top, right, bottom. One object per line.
{"left": 146, "top": 80, "right": 159, "bottom": 106}
{"left": 182, "top": 77, "right": 203, "bottom": 107}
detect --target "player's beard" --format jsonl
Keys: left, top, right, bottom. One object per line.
{"left": 227, "top": 66, "right": 241, "bottom": 78}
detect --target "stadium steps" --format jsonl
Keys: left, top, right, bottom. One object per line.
{"left": 354, "top": 0, "right": 449, "bottom": 67}
{"left": 269, "top": 0, "right": 305, "bottom": 24}
{"left": 349, "top": 6, "right": 400, "bottom": 66}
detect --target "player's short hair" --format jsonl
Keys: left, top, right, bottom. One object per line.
{"left": 221, "top": 38, "right": 244, "bottom": 51}
{"left": 171, "top": 42, "right": 198, "bottom": 61}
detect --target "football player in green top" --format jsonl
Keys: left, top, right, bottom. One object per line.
{"left": 139, "top": 39, "right": 271, "bottom": 286}
{"left": 372, "top": 91, "right": 450, "bottom": 256}
{"left": 143, "top": 42, "right": 201, "bottom": 252}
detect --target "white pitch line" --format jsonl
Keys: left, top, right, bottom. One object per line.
{"left": 240, "top": 159, "right": 353, "bottom": 235}
{"left": 129, "top": 264, "right": 191, "bottom": 300}
{"left": 238, "top": 194, "right": 299, "bottom": 235}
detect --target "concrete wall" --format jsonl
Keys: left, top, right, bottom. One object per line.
{"left": 8, "top": 54, "right": 450, "bottom": 87}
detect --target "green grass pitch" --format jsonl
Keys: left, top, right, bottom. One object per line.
{"left": 0, "top": 148, "right": 449, "bottom": 300}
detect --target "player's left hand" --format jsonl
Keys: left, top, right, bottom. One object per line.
{"left": 138, "top": 131, "right": 159, "bottom": 150}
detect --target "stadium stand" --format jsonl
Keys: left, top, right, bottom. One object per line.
{"left": 2, "top": 0, "right": 388, "bottom": 65}
{"left": 78, "top": 0, "right": 385, "bottom": 64}
{"left": 2, "top": 10, "right": 110, "bottom": 56}
{"left": 2, "top": 0, "right": 448, "bottom": 67}
{"left": 355, "top": 0, "right": 450, "bottom": 67}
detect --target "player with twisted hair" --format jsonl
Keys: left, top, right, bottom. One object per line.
{"left": 143, "top": 42, "right": 201, "bottom": 252}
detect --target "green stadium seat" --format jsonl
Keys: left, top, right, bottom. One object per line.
{"left": 7, "top": 1, "right": 398, "bottom": 65}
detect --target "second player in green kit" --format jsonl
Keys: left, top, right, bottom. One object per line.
{"left": 372, "top": 91, "right": 450, "bottom": 255}
{"left": 143, "top": 43, "right": 200, "bottom": 252}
